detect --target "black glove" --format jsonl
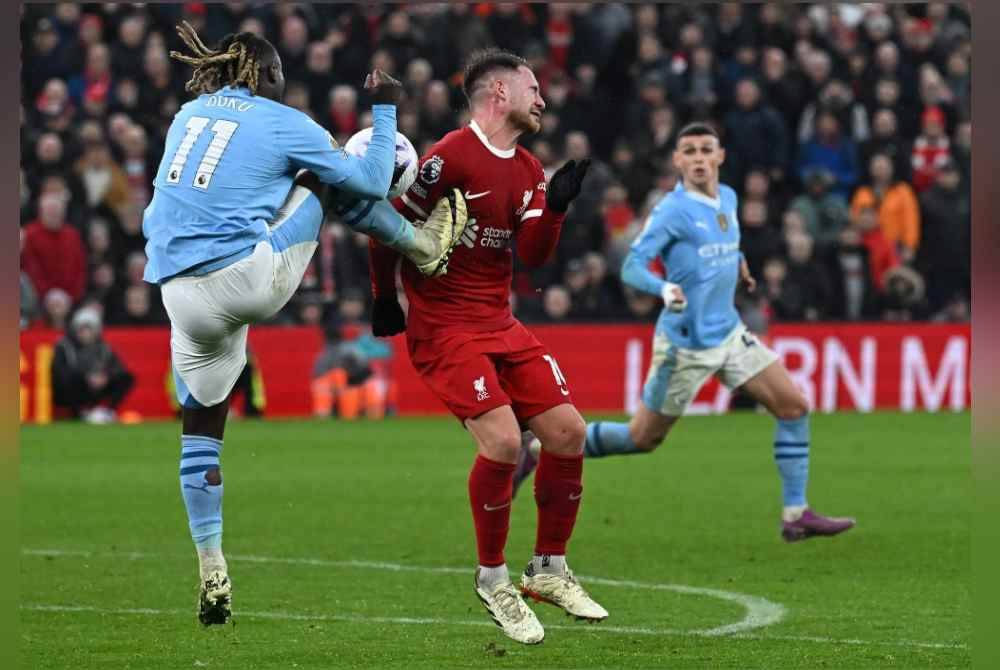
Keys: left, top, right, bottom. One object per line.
{"left": 371, "top": 296, "right": 406, "bottom": 337}
{"left": 545, "top": 158, "right": 591, "bottom": 213}
{"left": 366, "top": 68, "right": 404, "bottom": 106}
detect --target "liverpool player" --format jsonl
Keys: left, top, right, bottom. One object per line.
{"left": 369, "top": 49, "right": 606, "bottom": 644}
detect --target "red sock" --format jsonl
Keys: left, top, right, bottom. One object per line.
{"left": 534, "top": 450, "right": 584, "bottom": 556}
{"left": 468, "top": 454, "right": 516, "bottom": 567}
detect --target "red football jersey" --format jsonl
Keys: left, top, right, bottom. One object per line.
{"left": 387, "top": 121, "right": 564, "bottom": 339}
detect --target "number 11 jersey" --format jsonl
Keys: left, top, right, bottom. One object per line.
{"left": 143, "top": 85, "right": 395, "bottom": 284}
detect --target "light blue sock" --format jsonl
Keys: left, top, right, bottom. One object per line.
{"left": 584, "top": 421, "right": 644, "bottom": 458}
{"left": 334, "top": 197, "right": 417, "bottom": 252}
{"left": 180, "top": 435, "right": 224, "bottom": 550}
{"left": 774, "top": 416, "right": 810, "bottom": 507}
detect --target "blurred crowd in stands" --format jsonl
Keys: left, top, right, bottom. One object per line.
{"left": 20, "top": 2, "right": 971, "bottom": 336}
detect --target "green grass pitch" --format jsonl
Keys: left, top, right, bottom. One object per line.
{"left": 21, "top": 412, "right": 969, "bottom": 669}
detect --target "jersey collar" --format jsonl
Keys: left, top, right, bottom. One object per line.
{"left": 675, "top": 181, "right": 721, "bottom": 210}
{"left": 469, "top": 120, "right": 516, "bottom": 159}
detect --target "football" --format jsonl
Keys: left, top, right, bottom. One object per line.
{"left": 344, "top": 127, "right": 419, "bottom": 199}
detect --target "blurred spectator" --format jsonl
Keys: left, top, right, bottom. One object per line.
{"left": 278, "top": 14, "right": 311, "bottom": 82}
{"left": 119, "top": 124, "right": 154, "bottom": 206}
{"left": 111, "top": 13, "right": 148, "bottom": 82}
{"left": 108, "top": 283, "right": 166, "bottom": 326}
{"left": 20, "top": 228, "right": 39, "bottom": 329}
{"left": 680, "top": 45, "right": 721, "bottom": 116}
{"left": 600, "top": 183, "right": 635, "bottom": 246}
{"left": 779, "top": 231, "right": 830, "bottom": 321}
{"left": 910, "top": 106, "right": 951, "bottom": 192}
{"left": 310, "top": 314, "right": 394, "bottom": 419}
{"left": 51, "top": 307, "right": 135, "bottom": 423}
{"left": 23, "top": 18, "right": 73, "bottom": 100}
{"left": 725, "top": 78, "right": 789, "bottom": 187}
{"left": 788, "top": 169, "right": 850, "bottom": 246}
{"left": 541, "top": 285, "right": 573, "bottom": 322}
{"left": 931, "top": 294, "right": 970, "bottom": 323}
{"left": 881, "top": 264, "right": 927, "bottom": 320}
{"left": 378, "top": 11, "right": 421, "bottom": 73}
{"left": 74, "top": 134, "right": 131, "bottom": 215}
{"left": 69, "top": 43, "right": 113, "bottom": 108}
{"left": 42, "top": 288, "right": 74, "bottom": 331}
{"left": 951, "top": 119, "right": 971, "bottom": 187}
{"left": 420, "top": 80, "right": 457, "bottom": 142}
{"left": 328, "top": 84, "right": 359, "bottom": 139}
{"left": 21, "top": 193, "right": 87, "bottom": 303}
{"left": 916, "top": 157, "right": 969, "bottom": 312}
{"left": 820, "top": 226, "right": 879, "bottom": 321}
{"left": 797, "top": 79, "right": 870, "bottom": 144}
{"left": 622, "top": 287, "right": 659, "bottom": 322}
{"left": 760, "top": 46, "right": 808, "bottom": 131}
{"left": 861, "top": 108, "right": 912, "bottom": 182}
{"left": 850, "top": 206, "right": 900, "bottom": 294}
{"left": 850, "top": 153, "right": 921, "bottom": 263}
{"left": 303, "top": 41, "right": 335, "bottom": 118}
{"left": 796, "top": 111, "right": 858, "bottom": 200}
{"left": 738, "top": 199, "right": 781, "bottom": 280}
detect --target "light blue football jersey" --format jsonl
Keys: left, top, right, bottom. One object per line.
{"left": 621, "top": 181, "right": 742, "bottom": 349}
{"left": 143, "top": 85, "right": 396, "bottom": 283}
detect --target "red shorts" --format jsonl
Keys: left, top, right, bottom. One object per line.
{"left": 407, "top": 321, "right": 574, "bottom": 424}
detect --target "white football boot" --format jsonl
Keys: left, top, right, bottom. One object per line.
{"left": 198, "top": 570, "right": 232, "bottom": 626}
{"left": 520, "top": 562, "right": 609, "bottom": 622}
{"left": 474, "top": 569, "right": 545, "bottom": 645}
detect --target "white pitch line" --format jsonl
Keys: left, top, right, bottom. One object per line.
{"left": 22, "top": 548, "right": 970, "bottom": 651}
{"left": 23, "top": 547, "right": 781, "bottom": 637}
{"left": 20, "top": 604, "right": 969, "bottom": 651}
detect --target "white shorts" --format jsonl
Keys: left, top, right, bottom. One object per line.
{"left": 162, "top": 187, "right": 323, "bottom": 408}
{"left": 642, "top": 323, "right": 779, "bottom": 417}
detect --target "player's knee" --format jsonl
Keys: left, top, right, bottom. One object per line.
{"left": 775, "top": 394, "right": 809, "bottom": 421}
{"left": 634, "top": 431, "right": 665, "bottom": 452}
{"left": 544, "top": 416, "right": 586, "bottom": 456}
{"left": 633, "top": 423, "right": 668, "bottom": 452}
{"left": 482, "top": 433, "right": 522, "bottom": 463}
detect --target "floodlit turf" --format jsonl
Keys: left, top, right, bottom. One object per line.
{"left": 20, "top": 412, "right": 969, "bottom": 669}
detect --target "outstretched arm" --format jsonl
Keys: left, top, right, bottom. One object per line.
{"left": 281, "top": 70, "right": 403, "bottom": 199}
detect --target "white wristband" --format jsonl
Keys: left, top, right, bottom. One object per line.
{"left": 660, "top": 282, "right": 687, "bottom": 312}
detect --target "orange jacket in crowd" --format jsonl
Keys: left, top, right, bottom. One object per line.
{"left": 850, "top": 183, "right": 921, "bottom": 254}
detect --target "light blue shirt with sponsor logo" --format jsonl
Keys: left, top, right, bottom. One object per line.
{"left": 143, "top": 85, "right": 396, "bottom": 283}
{"left": 621, "top": 181, "right": 741, "bottom": 349}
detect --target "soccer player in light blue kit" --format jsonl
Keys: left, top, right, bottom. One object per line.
{"left": 517, "top": 123, "right": 854, "bottom": 542}
{"left": 144, "top": 23, "right": 467, "bottom": 625}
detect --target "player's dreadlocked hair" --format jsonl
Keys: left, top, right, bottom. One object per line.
{"left": 170, "top": 21, "right": 273, "bottom": 96}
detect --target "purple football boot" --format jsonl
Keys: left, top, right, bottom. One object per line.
{"left": 512, "top": 432, "right": 541, "bottom": 498}
{"left": 782, "top": 508, "right": 856, "bottom": 542}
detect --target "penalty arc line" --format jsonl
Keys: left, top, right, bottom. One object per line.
{"left": 21, "top": 548, "right": 967, "bottom": 650}
{"left": 19, "top": 604, "right": 968, "bottom": 651}
{"left": 23, "top": 547, "right": 781, "bottom": 637}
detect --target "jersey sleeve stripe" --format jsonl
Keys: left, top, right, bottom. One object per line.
{"left": 520, "top": 208, "right": 543, "bottom": 221}
{"left": 344, "top": 200, "right": 377, "bottom": 228}
{"left": 401, "top": 193, "right": 429, "bottom": 220}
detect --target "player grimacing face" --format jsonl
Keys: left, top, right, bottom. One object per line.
{"left": 673, "top": 135, "right": 725, "bottom": 191}
{"left": 506, "top": 66, "right": 546, "bottom": 134}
